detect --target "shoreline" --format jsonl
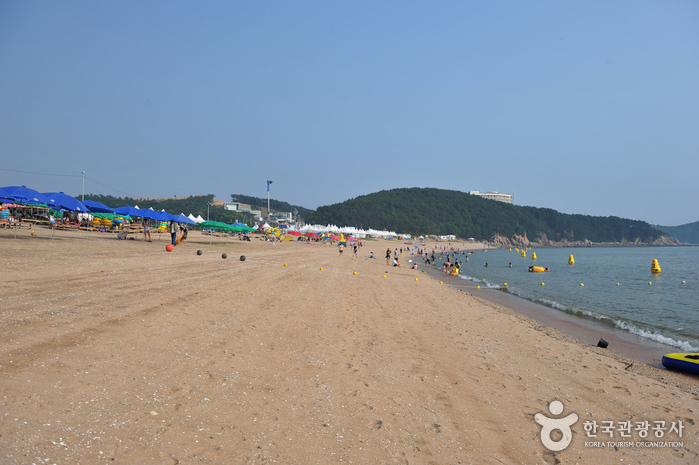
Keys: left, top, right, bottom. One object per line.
{"left": 417, "top": 243, "right": 695, "bottom": 372}
{"left": 423, "top": 266, "right": 678, "bottom": 368}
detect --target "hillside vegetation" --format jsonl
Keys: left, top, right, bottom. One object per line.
{"left": 307, "top": 188, "right": 666, "bottom": 244}
{"left": 656, "top": 222, "right": 699, "bottom": 244}
{"left": 81, "top": 194, "right": 249, "bottom": 223}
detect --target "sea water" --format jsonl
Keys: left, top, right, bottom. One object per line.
{"left": 435, "top": 246, "right": 698, "bottom": 352}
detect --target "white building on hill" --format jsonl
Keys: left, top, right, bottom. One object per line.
{"left": 469, "top": 191, "right": 513, "bottom": 204}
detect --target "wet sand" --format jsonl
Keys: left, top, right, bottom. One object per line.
{"left": 1, "top": 228, "right": 698, "bottom": 464}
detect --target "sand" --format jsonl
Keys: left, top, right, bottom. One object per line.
{"left": 1, "top": 227, "right": 698, "bottom": 464}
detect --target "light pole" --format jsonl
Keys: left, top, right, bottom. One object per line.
{"left": 267, "top": 180, "right": 273, "bottom": 220}
{"left": 81, "top": 171, "right": 85, "bottom": 201}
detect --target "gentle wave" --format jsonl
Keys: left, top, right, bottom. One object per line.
{"left": 614, "top": 320, "right": 699, "bottom": 352}
{"left": 457, "top": 269, "right": 699, "bottom": 353}
{"left": 456, "top": 274, "right": 500, "bottom": 289}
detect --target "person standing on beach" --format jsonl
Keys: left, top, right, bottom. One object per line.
{"left": 169, "top": 220, "right": 177, "bottom": 246}
{"left": 386, "top": 248, "right": 391, "bottom": 265}
{"left": 353, "top": 244, "right": 358, "bottom": 259}
{"left": 144, "top": 220, "right": 151, "bottom": 242}
{"left": 339, "top": 243, "right": 344, "bottom": 256}
{"left": 180, "top": 224, "right": 188, "bottom": 244}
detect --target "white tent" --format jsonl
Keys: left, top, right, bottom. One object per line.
{"left": 194, "top": 215, "right": 205, "bottom": 223}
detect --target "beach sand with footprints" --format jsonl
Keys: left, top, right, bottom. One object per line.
{"left": 1, "top": 228, "right": 697, "bottom": 464}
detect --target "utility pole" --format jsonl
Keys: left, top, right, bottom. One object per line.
{"left": 267, "top": 180, "right": 273, "bottom": 220}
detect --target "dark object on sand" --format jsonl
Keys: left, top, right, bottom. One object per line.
{"left": 222, "top": 253, "right": 227, "bottom": 259}
{"left": 240, "top": 255, "right": 246, "bottom": 261}
{"left": 197, "top": 250, "right": 203, "bottom": 256}
{"left": 597, "top": 338, "right": 608, "bottom": 349}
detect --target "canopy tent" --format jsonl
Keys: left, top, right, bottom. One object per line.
{"left": 198, "top": 220, "right": 235, "bottom": 231}
{"left": 90, "top": 212, "right": 133, "bottom": 221}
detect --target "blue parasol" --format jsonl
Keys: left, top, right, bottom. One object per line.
{"left": 82, "top": 200, "right": 115, "bottom": 213}
{"left": 42, "top": 192, "right": 90, "bottom": 213}
{"left": 1, "top": 185, "right": 52, "bottom": 205}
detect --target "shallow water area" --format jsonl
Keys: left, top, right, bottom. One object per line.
{"left": 432, "top": 246, "right": 699, "bottom": 364}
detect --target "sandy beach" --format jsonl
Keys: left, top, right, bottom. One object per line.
{"left": 1, "top": 227, "right": 697, "bottom": 464}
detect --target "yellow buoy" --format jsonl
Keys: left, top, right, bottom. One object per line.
{"left": 532, "top": 252, "right": 537, "bottom": 261}
{"left": 616, "top": 283, "right": 620, "bottom": 286}
{"left": 682, "top": 281, "right": 686, "bottom": 284}
{"left": 521, "top": 250, "right": 526, "bottom": 258}
{"left": 541, "top": 282, "right": 545, "bottom": 286}
{"left": 383, "top": 274, "right": 387, "bottom": 278}
{"left": 30, "top": 230, "right": 35, "bottom": 235}
{"left": 509, "top": 248, "right": 512, "bottom": 252}
{"left": 580, "top": 283, "right": 584, "bottom": 287}
{"left": 503, "top": 282, "right": 508, "bottom": 286}
{"left": 415, "top": 278, "right": 418, "bottom": 281}
{"left": 284, "top": 263, "right": 287, "bottom": 266}
{"left": 568, "top": 254, "right": 574, "bottom": 265}
{"left": 651, "top": 259, "right": 661, "bottom": 273}
{"left": 477, "top": 285, "right": 480, "bottom": 289}
{"left": 320, "top": 267, "right": 324, "bottom": 270}
{"left": 439, "top": 281, "right": 443, "bottom": 284}
{"left": 353, "top": 271, "right": 357, "bottom": 275}
{"left": 515, "top": 248, "right": 520, "bottom": 253}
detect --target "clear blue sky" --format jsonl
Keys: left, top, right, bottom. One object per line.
{"left": 1, "top": 1, "right": 697, "bottom": 225}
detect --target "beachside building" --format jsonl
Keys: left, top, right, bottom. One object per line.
{"left": 224, "top": 202, "right": 253, "bottom": 212}
{"left": 269, "top": 212, "right": 293, "bottom": 223}
{"left": 469, "top": 191, "right": 514, "bottom": 204}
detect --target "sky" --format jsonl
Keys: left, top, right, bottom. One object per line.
{"left": 1, "top": 1, "right": 697, "bottom": 226}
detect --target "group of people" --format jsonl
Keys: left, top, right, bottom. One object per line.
{"left": 338, "top": 241, "right": 360, "bottom": 259}
{"left": 168, "top": 219, "right": 187, "bottom": 246}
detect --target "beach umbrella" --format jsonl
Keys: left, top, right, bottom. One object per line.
{"left": 114, "top": 206, "right": 142, "bottom": 217}
{"left": 42, "top": 192, "right": 90, "bottom": 213}
{"left": 175, "top": 214, "right": 196, "bottom": 225}
{"left": 304, "top": 232, "right": 319, "bottom": 237}
{"left": 288, "top": 230, "right": 302, "bottom": 236}
{"left": 158, "top": 210, "right": 179, "bottom": 222}
{"left": 82, "top": 200, "right": 115, "bottom": 213}
{"left": 330, "top": 235, "right": 340, "bottom": 240}
{"left": 137, "top": 209, "right": 165, "bottom": 222}
{"left": 1, "top": 185, "right": 52, "bottom": 205}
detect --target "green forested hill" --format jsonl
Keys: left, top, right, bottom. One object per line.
{"left": 306, "top": 188, "right": 665, "bottom": 243}
{"left": 655, "top": 222, "right": 699, "bottom": 244}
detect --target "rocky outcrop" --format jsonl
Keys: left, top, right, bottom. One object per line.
{"left": 487, "top": 233, "right": 682, "bottom": 248}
